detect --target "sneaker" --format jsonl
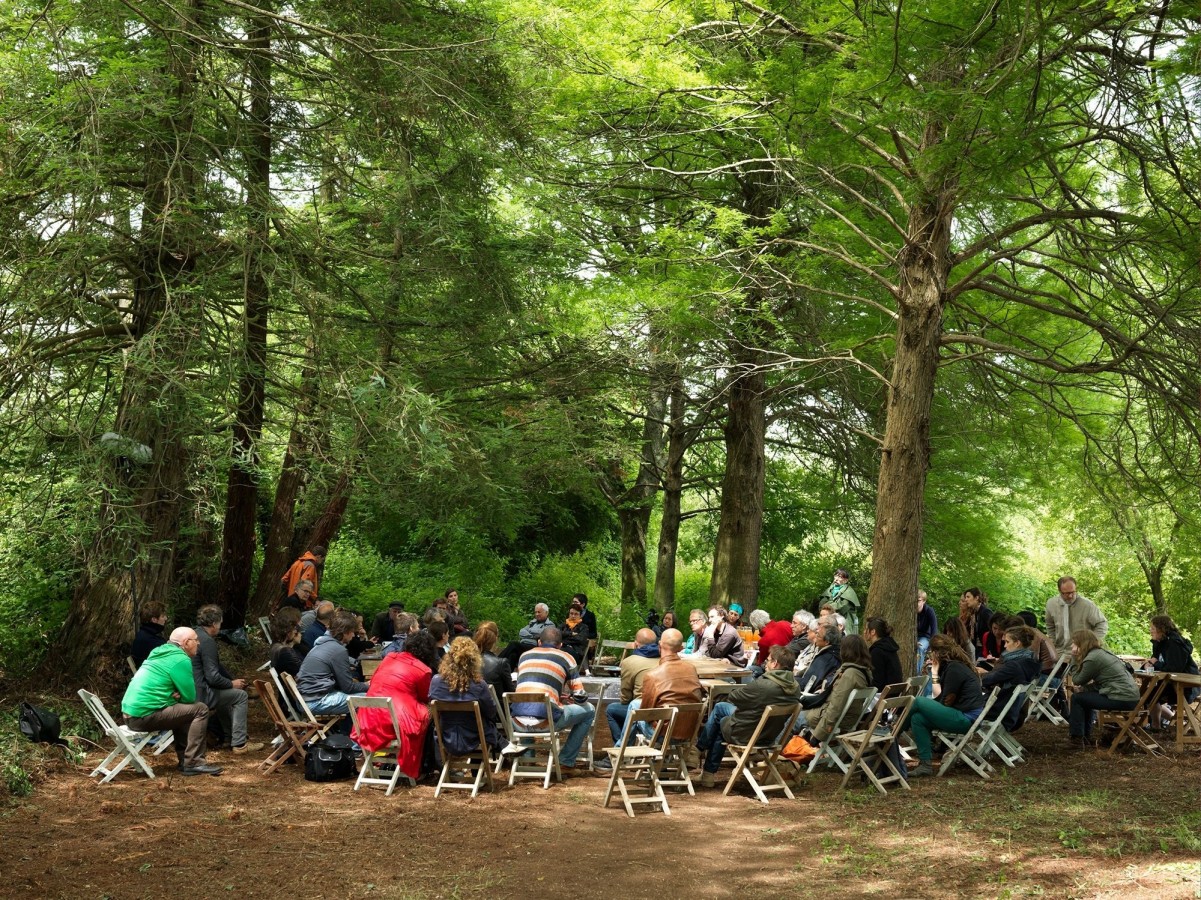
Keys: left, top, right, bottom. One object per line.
{"left": 231, "top": 741, "right": 265, "bottom": 754}
{"left": 593, "top": 757, "right": 614, "bottom": 772}
{"left": 700, "top": 771, "right": 715, "bottom": 788}
{"left": 179, "top": 763, "right": 224, "bottom": 776}
{"left": 500, "top": 742, "right": 525, "bottom": 758}
{"left": 909, "top": 761, "right": 934, "bottom": 778}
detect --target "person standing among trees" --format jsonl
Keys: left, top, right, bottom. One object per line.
{"left": 819, "top": 568, "right": 860, "bottom": 633}
{"left": 278, "top": 545, "right": 326, "bottom": 611}
{"left": 1044, "top": 576, "right": 1108, "bottom": 658}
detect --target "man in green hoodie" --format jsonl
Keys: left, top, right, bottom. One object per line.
{"left": 121, "top": 627, "right": 223, "bottom": 776}
{"left": 696, "top": 645, "right": 800, "bottom": 788}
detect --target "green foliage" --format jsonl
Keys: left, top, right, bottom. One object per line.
{"left": 0, "top": 697, "right": 98, "bottom": 798}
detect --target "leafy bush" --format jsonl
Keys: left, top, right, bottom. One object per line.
{"left": 0, "top": 695, "right": 98, "bottom": 798}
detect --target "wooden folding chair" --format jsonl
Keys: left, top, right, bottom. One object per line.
{"left": 1027, "top": 656, "right": 1069, "bottom": 725}
{"left": 590, "top": 639, "right": 633, "bottom": 677}
{"left": 807, "top": 687, "right": 878, "bottom": 774}
{"left": 346, "top": 696, "right": 412, "bottom": 795}
{"left": 579, "top": 679, "right": 609, "bottom": 771}
{"left": 933, "top": 688, "right": 1002, "bottom": 778}
{"left": 601, "top": 706, "right": 676, "bottom": 816}
{"left": 487, "top": 683, "right": 513, "bottom": 774}
{"left": 254, "top": 678, "right": 322, "bottom": 774}
{"left": 430, "top": 700, "right": 496, "bottom": 799}
{"left": 723, "top": 703, "right": 801, "bottom": 804}
{"left": 906, "top": 674, "right": 931, "bottom": 696}
{"left": 836, "top": 694, "right": 915, "bottom": 793}
{"left": 78, "top": 689, "right": 159, "bottom": 783}
{"left": 502, "top": 691, "right": 572, "bottom": 788}
{"left": 126, "top": 656, "right": 138, "bottom": 676}
{"left": 281, "top": 671, "right": 344, "bottom": 739}
{"left": 657, "top": 702, "right": 705, "bottom": 795}
{"left": 258, "top": 616, "right": 273, "bottom": 644}
{"left": 1098, "top": 671, "right": 1169, "bottom": 755}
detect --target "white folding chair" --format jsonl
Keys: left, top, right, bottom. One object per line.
{"left": 836, "top": 694, "right": 916, "bottom": 794}
{"left": 602, "top": 706, "right": 676, "bottom": 817}
{"left": 502, "top": 691, "right": 572, "bottom": 789}
{"left": 723, "top": 703, "right": 801, "bottom": 804}
{"left": 269, "top": 666, "right": 302, "bottom": 721}
{"left": 591, "top": 640, "right": 632, "bottom": 677}
{"left": 579, "top": 680, "right": 608, "bottom": 770}
{"left": 346, "top": 695, "right": 412, "bottom": 795}
{"left": 977, "top": 684, "right": 1032, "bottom": 769}
{"left": 934, "top": 688, "right": 1002, "bottom": 778}
{"left": 120, "top": 660, "right": 175, "bottom": 756}
{"left": 78, "top": 689, "right": 159, "bottom": 783}
{"left": 487, "top": 683, "right": 513, "bottom": 774}
{"left": 430, "top": 700, "right": 496, "bottom": 799}
{"left": 1026, "top": 656, "right": 1069, "bottom": 725}
{"left": 807, "top": 687, "right": 878, "bottom": 773}
{"left": 258, "top": 616, "right": 273, "bottom": 644}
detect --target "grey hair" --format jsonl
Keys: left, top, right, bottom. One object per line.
{"left": 822, "top": 624, "right": 840, "bottom": 645}
{"left": 534, "top": 602, "right": 549, "bottom": 614}
{"left": 748, "top": 609, "right": 771, "bottom": 630}
{"left": 793, "top": 610, "right": 815, "bottom": 626}
{"left": 834, "top": 614, "right": 846, "bottom": 631}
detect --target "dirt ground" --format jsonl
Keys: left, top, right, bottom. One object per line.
{"left": 3, "top": 701, "right": 1199, "bottom": 900}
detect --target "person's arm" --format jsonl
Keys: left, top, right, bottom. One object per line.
{"left": 199, "top": 636, "right": 233, "bottom": 690}
{"left": 1072, "top": 651, "right": 1101, "bottom": 688}
{"left": 170, "top": 654, "right": 198, "bottom": 703}
{"left": 1091, "top": 604, "right": 1109, "bottom": 642}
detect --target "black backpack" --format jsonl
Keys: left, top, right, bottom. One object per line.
{"left": 304, "top": 734, "right": 356, "bottom": 782}
{"left": 19, "top": 703, "right": 65, "bottom": 746}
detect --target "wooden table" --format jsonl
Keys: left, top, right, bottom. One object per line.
{"left": 1165, "top": 672, "right": 1201, "bottom": 752}
{"left": 685, "top": 657, "right": 755, "bottom": 682}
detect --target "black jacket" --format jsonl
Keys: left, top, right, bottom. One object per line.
{"left": 869, "top": 636, "right": 903, "bottom": 691}
{"left": 131, "top": 622, "right": 166, "bottom": 669}
{"left": 981, "top": 649, "right": 1041, "bottom": 731}
{"left": 798, "top": 645, "right": 841, "bottom": 707}
{"left": 481, "top": 651, "right": 513, "bottom": 701}
{"left": 193, "top": 628, "right": 235, "bottom": 708}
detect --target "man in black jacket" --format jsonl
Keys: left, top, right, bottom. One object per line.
{"left": 131, "top": 600, "right": 169, "bottom": 668}
{"left": 194, "top": 605, "right": 263, "bottom": 755}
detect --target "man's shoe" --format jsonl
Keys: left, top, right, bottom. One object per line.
{"left": 179, "top": 763, "right": 224, "bottom": 776}
{"left": 231, "top": 741, "right": 265, "bottom": 754}
{"left": 500, "top": 741, "right": 525, "bottom": 758}
{"left": 593, "top": 757, "right": 614, "bottom": 773}
{"left": 684, "top": 747, "right": 700, "bottom": 769}
{"left": 909, "top": 761, "right": 934, "bottom": 778}
{"left": 700, "top": 771, "right": 715, "bottom": 788}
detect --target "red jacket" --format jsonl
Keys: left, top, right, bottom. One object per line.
{"left": 352, "top": 652, "right": 431, "bottom": 779}
{"left": 757, "top": 619, "right": 794, "bottom": 663}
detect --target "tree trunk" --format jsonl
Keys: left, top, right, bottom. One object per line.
{"left": 709, "top": 361, "right": 766, "bottom": 610}
{"left": 218, "top": 5, "right": 273, "bottom": 628}
{"left": 653, "top": 382, "right": 686, "bottom": 612}
{"left": 617, "top": 382, "right": 668, "bottom": 606}
{"left": 303, "top": 469, "right": 353, "bottom": 553}
{"left": 46, "top": 2, "right": 205, "bottom": 681}
{"left": 864, "top": 189, "right": 955, "bottom": 676}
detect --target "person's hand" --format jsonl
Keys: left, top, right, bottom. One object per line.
{"left": 232, "top": 678, "right": 247, "bottom": 690}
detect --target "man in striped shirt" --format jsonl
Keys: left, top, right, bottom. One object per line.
{"left": 511, "top": 626, "right": 596, "bottom": 773}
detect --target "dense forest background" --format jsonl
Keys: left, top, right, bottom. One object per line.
{"left": 1, "top": 0, "right": 1199, "bottom": 683}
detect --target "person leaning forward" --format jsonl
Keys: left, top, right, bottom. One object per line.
{"left": 121, "top": 627, "right": 222, "bottom": 776}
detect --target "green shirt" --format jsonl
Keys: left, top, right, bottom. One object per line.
{"left": 121, "top": 642, "right": 197, "bottom": 717}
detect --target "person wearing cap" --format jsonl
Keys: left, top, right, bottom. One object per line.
{"left": 819, "top": 568, "right": 860, "bottom": 633}
{"left": 725, "top": 603, "right": 745, "bottom": 627}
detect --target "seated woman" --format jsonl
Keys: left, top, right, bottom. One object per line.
{"left": 472, "top": 621, "right": 513, "bottom": 700}
{"left": 941, "top": 616, "right": 975, "bottom": 665}
{"left": 428, "top": 637, "right": 501, "bottom": 760}
{"left": 864, "top": 618, "right": 903, "bottom": 691}
{"left": 653, "top": 610, "right": 677, "bottom": 639}
{"left": 1068, "top": 628, "right": 1139, "bottom": 749}
{"left": 903, "top": 635, "right": 986, "bottom": 777}
{"left": 978, "top": 618, "right": 1005, "bottom": 666}
{"left": 269, "top": 609, "right": 305, "bottom": 678}
{"left": 352, "top": 630, "right": 438, "bottom": 781}
{"left": 561, "top": 599, "right": 590, "bottom": 668}
{"left": 800, "top": 634, "right": 874, "bottom": 741}
{"left": 1148, "top": 614, "right": 1200, "bottom": 727}
{"left": 979, "top": 625, "right": 1041, "bottom": 730}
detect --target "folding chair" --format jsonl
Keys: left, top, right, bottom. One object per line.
{"left": 258, "top": 616, "right": 273, "bottom": 644}
{"left": 121, "top": 658, "right": 175, "bottom": 756}
{"left": 269, "top": 666, "right": 302, "bottom": 721}
{"left": 502, "top": 691, "right": 572, "bottom": 788}
{"left": 836, "top": 694, "right": 916, "bottom": 793}
{"left": 488, "top": 684, "right": 513, "bottom": 774}
{"left": 978, "top": 685, "right": 1032, "bottom": 769}
{"left": 126, "top": 656, "right": 138, "bottom": 676}
{"left": 579, "top": 680, "right": 609, "bottom": 771}
{"left": 1098, "top": 672, "right": 1170, "bottom": 755}
{"left": 933, "top": 688, "right": 1002, "bottom": 778}
{"left": 1027, "top": 656, "right": 1069, "bottom": 725}
{"left": 280, "top": 671, "right": 344, "bottom": 739}
{"left": 254, "top": 678, "right": 323, "bottom": 774}
{"left": 657, "top": 702, "right": 705, "bottom": 795}
{"left": 602, "top": 706, "right": 676, "bottom": 817}
{"left": 723, "top": 703, "right": 801, "bottom": 804}
{"left": 807, "top": 687, "right": 878, "bottom": 774}
{"left": 78, "top": 689, "right": 159, "bottom": 783}
{"left": 346, "top": 695, "right": 413, "bottom": 795}
{"left": 590, "top": 639, "right": 633, "bottom": 677}
{"left": 907, "top": 674, "right": 931, "bottom": 696}
{"left": 430, "top": 700, "right": 496, "bottom": 799}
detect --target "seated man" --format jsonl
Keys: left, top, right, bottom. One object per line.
{"left": 697, "top": 606, "right": 748, "bottom": 667}
{"left": 508, "top": 626, "right": 595, "bottom": 775}
{"left": 295, "top": 610, "right": 369, "bottom": 717}
{"left": 633, "top": 627, "right": 703, "bottom": 748}
{"left": 121, "top": 627, "right": 221, "bottom": 776}
{"left": 787, "top": 610, "right": 814, "bottom": 657}
{"left": 280, "top": 579, "right": 316, "bottom": 614}
{"left": 301, "top": 601, "right": 335, "bottom": 652}
{"left": 193, "top": 605, "right": 264, "bottom": 754}
{"left": 370, "top": 602, "right": 406, "bottom": 644}
{"left": 797, "top": 621, "right": 841, "bottom": 696}
{"left": 696, "top": 646, "right": 799, "bottom": 787}
{"left": 380, "top": 613, "right": 419, "bottom": 657}
{"left": 601, "top": 628, "right": 660, "bottom": 754}
{"left": 131, "top": 600, "right": 169, "bottom": 668}
{"left": 682, "top": 609, "right": 707, "bottom": 655}
{"left": 499, "top": 603, "right": 556, "bottom": 668}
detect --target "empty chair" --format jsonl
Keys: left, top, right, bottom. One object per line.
{"left": 601, "top": 706, "right": 676, "bottom": 817}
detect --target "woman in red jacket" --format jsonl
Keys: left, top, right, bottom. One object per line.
{"left": 353, "top": 630, "right": 437, "bottom": 781}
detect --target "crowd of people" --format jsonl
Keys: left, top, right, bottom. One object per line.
{"left": 119, "top": 557, "right": 1198, "bottom": 789}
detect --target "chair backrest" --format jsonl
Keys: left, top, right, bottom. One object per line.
{"left": 617, "top": 706, "right": 676, "bottom": 756}
{"left": 430, "top": 700, "right": 489, "bottom": 758}
{"left": 829, "top": 686, "right": 878, "bottom": 735}
{"left": 78, "top": 689, "right": 119, "bottom": 735}
{"left": 254, "top": 678, "right": 292, "bottom": 733}
{"left": 739, "top": 703, "right": 801, "bottom": 750}
{"left": 503, "top": 691, "right": 557, "bottom": 734}
{"left": 347, "top": 695, "right": 401, "bottom": 746}
{"left": 126, "top": 656, "right": 138, "bottom": 675}
{"left": 268, "top": 666, "right": 301, "bottom": 720}
{"left": 666, "top": 701, "right": 705, "bottom": 744}
{"left": 281, "top": 671, "right": 321, "bottom": 724}
{"left": 258, "top": 616, "right": 273, "bottom": 644}
{"left": 486, "top": 683, "right": 513, "bottom": 743}
{"left": 906, "top": 674, "right": 931, "bottom": 696}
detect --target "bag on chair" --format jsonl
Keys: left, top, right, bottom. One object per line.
{"left": 304, "top": 734, "right": 356, "bottom": 782}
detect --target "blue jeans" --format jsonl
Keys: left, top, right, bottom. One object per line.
{"left": 307, "top": 691, "right": 351, "bottom": 716}
{"left": 916, "top": 638, "right": 932, "bottom": 696}
{"left": 605, "top": 698, "right": 644, "bottom": 745}
{"left": 525, "top": 702, "right": 595, "bottom": 767}
{"left": 698, "top": 701, "right": 735, "bottom": 773}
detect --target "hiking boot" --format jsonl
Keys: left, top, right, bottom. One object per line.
{"left": 909, "top": 761, "right": 934, "bottom": 778}
{"left": 684, "top": 747, "right": 700, "bottom": 768}
{"left": 179, "top": 763, "right": 224, "bottom": 776}
{"left": 232, "top": 741, "right": 265, "bottom": 754}
{"left": 700, "top": 771, "right": 715, "bottom": 788}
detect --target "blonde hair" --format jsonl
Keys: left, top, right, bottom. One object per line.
{"left": 473, "top": 621, "right": 499, "bottom": 654}
{"left": 440, "top": 637, "right": 483, "bottom": 693}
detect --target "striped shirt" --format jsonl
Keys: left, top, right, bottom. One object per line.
{"left": 512, "top": 646, "right": 583, "bottom": 719}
